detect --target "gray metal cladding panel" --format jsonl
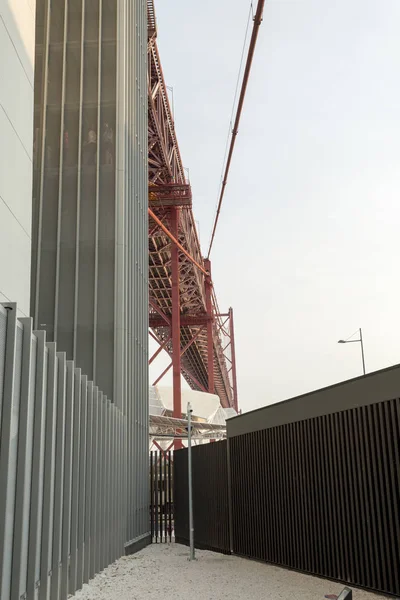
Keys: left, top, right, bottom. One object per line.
{"left": 58, "top": 177, "right": 77, "bottom": 359}
{"left": 32, "top": 0, "right": 149, "bottom": 553}
{"left": 115, "top": 0, "right": 149, "bottom": 546}
{"left": 37, "top": 172, "right": 59, "bottom": 341}
{"left": 230, "top": 399, "right": 400, "bottom": 597}
{"left": 0, "top": 309, "right": 6, "bottom": 414}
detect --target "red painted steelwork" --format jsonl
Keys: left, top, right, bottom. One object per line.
{"left": 149, "top": 315, "right": 210, "bottom": 328}
{"left": 229, "top": 308, "right": 239, "bottom": 412}
{"left": 149, "top": 334, "right": 171, "bottom": 365}
{"left": 152, "top": 326, "right": 205, "bottom": 386}
{"left": 147, "top": 2, "right": 238, "bottom": 411}
{"left": 149, "top": 183, "right": 192, "bottom": 207}
{"left": 148, "top": 208, "right": 207, "bottom": 276}
{"left": 204, "top": 259, "right": 215, "bottom": 394}
{"left": 207, "top": 0, "right": 266, "bottom": 258}
{"left": 170, "top": 206, "right": 182, "bottom": 449}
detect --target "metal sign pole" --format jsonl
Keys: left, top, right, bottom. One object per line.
{"left": 187, "top": 402, "right": 195, "bottom": 560}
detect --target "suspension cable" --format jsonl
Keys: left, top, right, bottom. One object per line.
{"left": 207, "top": 0, "right": 266, "bottom": 259}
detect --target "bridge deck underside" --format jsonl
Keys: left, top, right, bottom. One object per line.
{"left": 147, "top": 3, "right": 233, "bottom": 409}
{"left": 149, "top": 209, "right": 232, "bottom": 408}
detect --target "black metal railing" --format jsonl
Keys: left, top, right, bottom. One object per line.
{"left": 150, "top": 451, "right": 173, "bottom": 543}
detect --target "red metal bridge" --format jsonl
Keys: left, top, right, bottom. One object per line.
{"left": 147, "top": 1, "right": 238, "bottom": 419}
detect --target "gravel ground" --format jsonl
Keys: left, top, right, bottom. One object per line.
{"left": 72, "top": 543, "right": 385, "bottom": 600}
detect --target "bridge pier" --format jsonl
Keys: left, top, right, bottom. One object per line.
{"left": 170, "top": 206, "right": 182, "bottom": 450}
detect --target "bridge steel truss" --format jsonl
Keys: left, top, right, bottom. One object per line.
{"left": 147, "top": 2, "right": 238, "bottom": 426}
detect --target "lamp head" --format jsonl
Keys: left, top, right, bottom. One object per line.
{"left": 338, "top": 340, "right": 346, "bottom": 344}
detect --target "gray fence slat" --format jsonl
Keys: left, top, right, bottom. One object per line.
{"left": 119, "top": 413, "right": 123, "bottom": 554}
{"left": 104, "top": 396, "right": 109, "bottom": 569}
{"left": 0, "top": 304, "right": 20, "bottom": 600}
{"left": 84, "top": 382, "right": 94, "bottom": 584}
{"left": 39, "top": 342, "right": 57, "bottom": 600}
{"left": 0, "top": 304, "right": 129, "bottom": 600}
{"left": 103, "top": 395, "right": 108, "bottom": 569}
{"left": 96, "top": 391, "right": 103, "bottom": 573}
{"left": 100, "top": 393, "right": 106, "bottom": 571}
{"left": 90, "top": 387, "right": 99, "bottom": 579}
{"left": 107, "top": 399, "right": 112, "bottom": 566}
{"left": 105, "top": 398, "right": 111, "bottom": 568}
{"left": 112, "top": 405, "right": 117, "bottom": 563}
{"left": 69, "top": 368, "right": 82, "bottom": 595}
{"left": 11, "top": 319, "right": 36, "bottom": 600}
{"left": 50, "top": 352, "right": 67, "bottom": 600}
{"left": 60, "top": 362, "right": 75, "bottom": 600}
{"left": 98, "top": 392, "right": 103, "bottom": 572}
{"left": 77, "top": 375, "right": 87, "bottom": 590}
{"left": 0, "top": 306, "right": 8, "bottom": 431}
{"left": 110, "top": 399, "right": 114, "bottom": 565}
{"left": 120, "top": 412, "right": 124, "bottom": 554}
{"left": 122, "top": 415, "right": 127, "bottom": 553}
{"left": 27, "top": 330, "right": 47, "bottom": 598}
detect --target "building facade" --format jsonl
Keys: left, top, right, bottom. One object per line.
{"left": 0, "top": 1, "right": 36, "bottom": 316}
{"left": 31, "top": 0, "right": 149, "bottom": 549}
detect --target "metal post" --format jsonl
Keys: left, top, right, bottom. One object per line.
{"left": 171, "top": 207, "right": 182, "bottom": 449}
{"left": 229, "top": 307, "right": 239, "bottom": 411}
{"left": 187, "top": 402, "right": 195, "bottom": 560}
{"left": 204, "top": 259, "right": 214, "bottom": 394}
{"left": 360, "top": 328, "right": 366, "bottom": 375}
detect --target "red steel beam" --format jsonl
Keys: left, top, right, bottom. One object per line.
{"left": 149, "top": 182, "right": 192, "bottom": 206}
{"left": 149, "top": 334, "right": 171, "bottom": 365}
{"left": 148, "top": 208, "right": 208, "bottom": 276}
{"left": 149, "top": 298, "right": 171, "bottom": 326}
{"left": 181, "top": 367, "right": 208, "bottom": 394}
{"left": 170, "top": 206, "right": 182, "bottom": 449}
{"left": 204, "top": 259, "right": 215, "bottom": 394}
{"left": 207, "top": 0, "right": 266, "bottom": 258}
{"left": 153, "top": 440, "right": 164, "bottom": 453}
{"left": 152, "top": 326, "right": 205, "bottom": 386}
{"left": 149, "top": 314, "right": 210, "bottom": 328}
{"left": 229, "top": 307, "right": 239, "bottom": 412}
{"left": 216, "top": 316, "right": 229, "bottom": 336}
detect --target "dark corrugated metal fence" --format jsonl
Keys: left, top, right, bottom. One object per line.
{"left": 174, "top": 400, "right": 400, "bottom": 597}
{"left": 231, "top": 400, "right": 400, "bottom": 596}
{"left": 174, "top": 441, "right": 230, "bottom": 554}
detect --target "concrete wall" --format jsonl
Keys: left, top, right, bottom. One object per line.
{"left": 227, "top": 362, "right": 400, "bottom": 437}
{"left": 0, "top": 1, "right": 36, "bottom": 316}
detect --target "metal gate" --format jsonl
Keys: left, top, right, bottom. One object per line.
{"left": 150, "top": 451, "right": 174, "bottom": 542}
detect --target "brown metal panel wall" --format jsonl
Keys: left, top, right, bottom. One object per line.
{"left": 174, "top": 442, "right": 230, "bottom": 554}
{"left": 230, "top": 399, "right": 400, "bottom": 597}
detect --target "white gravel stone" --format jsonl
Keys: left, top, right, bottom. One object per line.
{"left": 72, "top": 544, "right": 385, "bottom": 600}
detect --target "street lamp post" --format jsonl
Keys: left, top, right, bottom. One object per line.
{"left": 338, "top": 327, "right": 366, "bottom": 375}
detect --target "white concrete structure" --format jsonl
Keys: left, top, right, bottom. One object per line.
{"left": 0, "top": 1, "right": 36, "bottom": 316}
{"left": 154, "top": 385, "right": 221, "bottom": 419}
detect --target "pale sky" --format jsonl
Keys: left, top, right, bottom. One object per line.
{"left": 149, "top": 0, "right": 400, "bottom": 413}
